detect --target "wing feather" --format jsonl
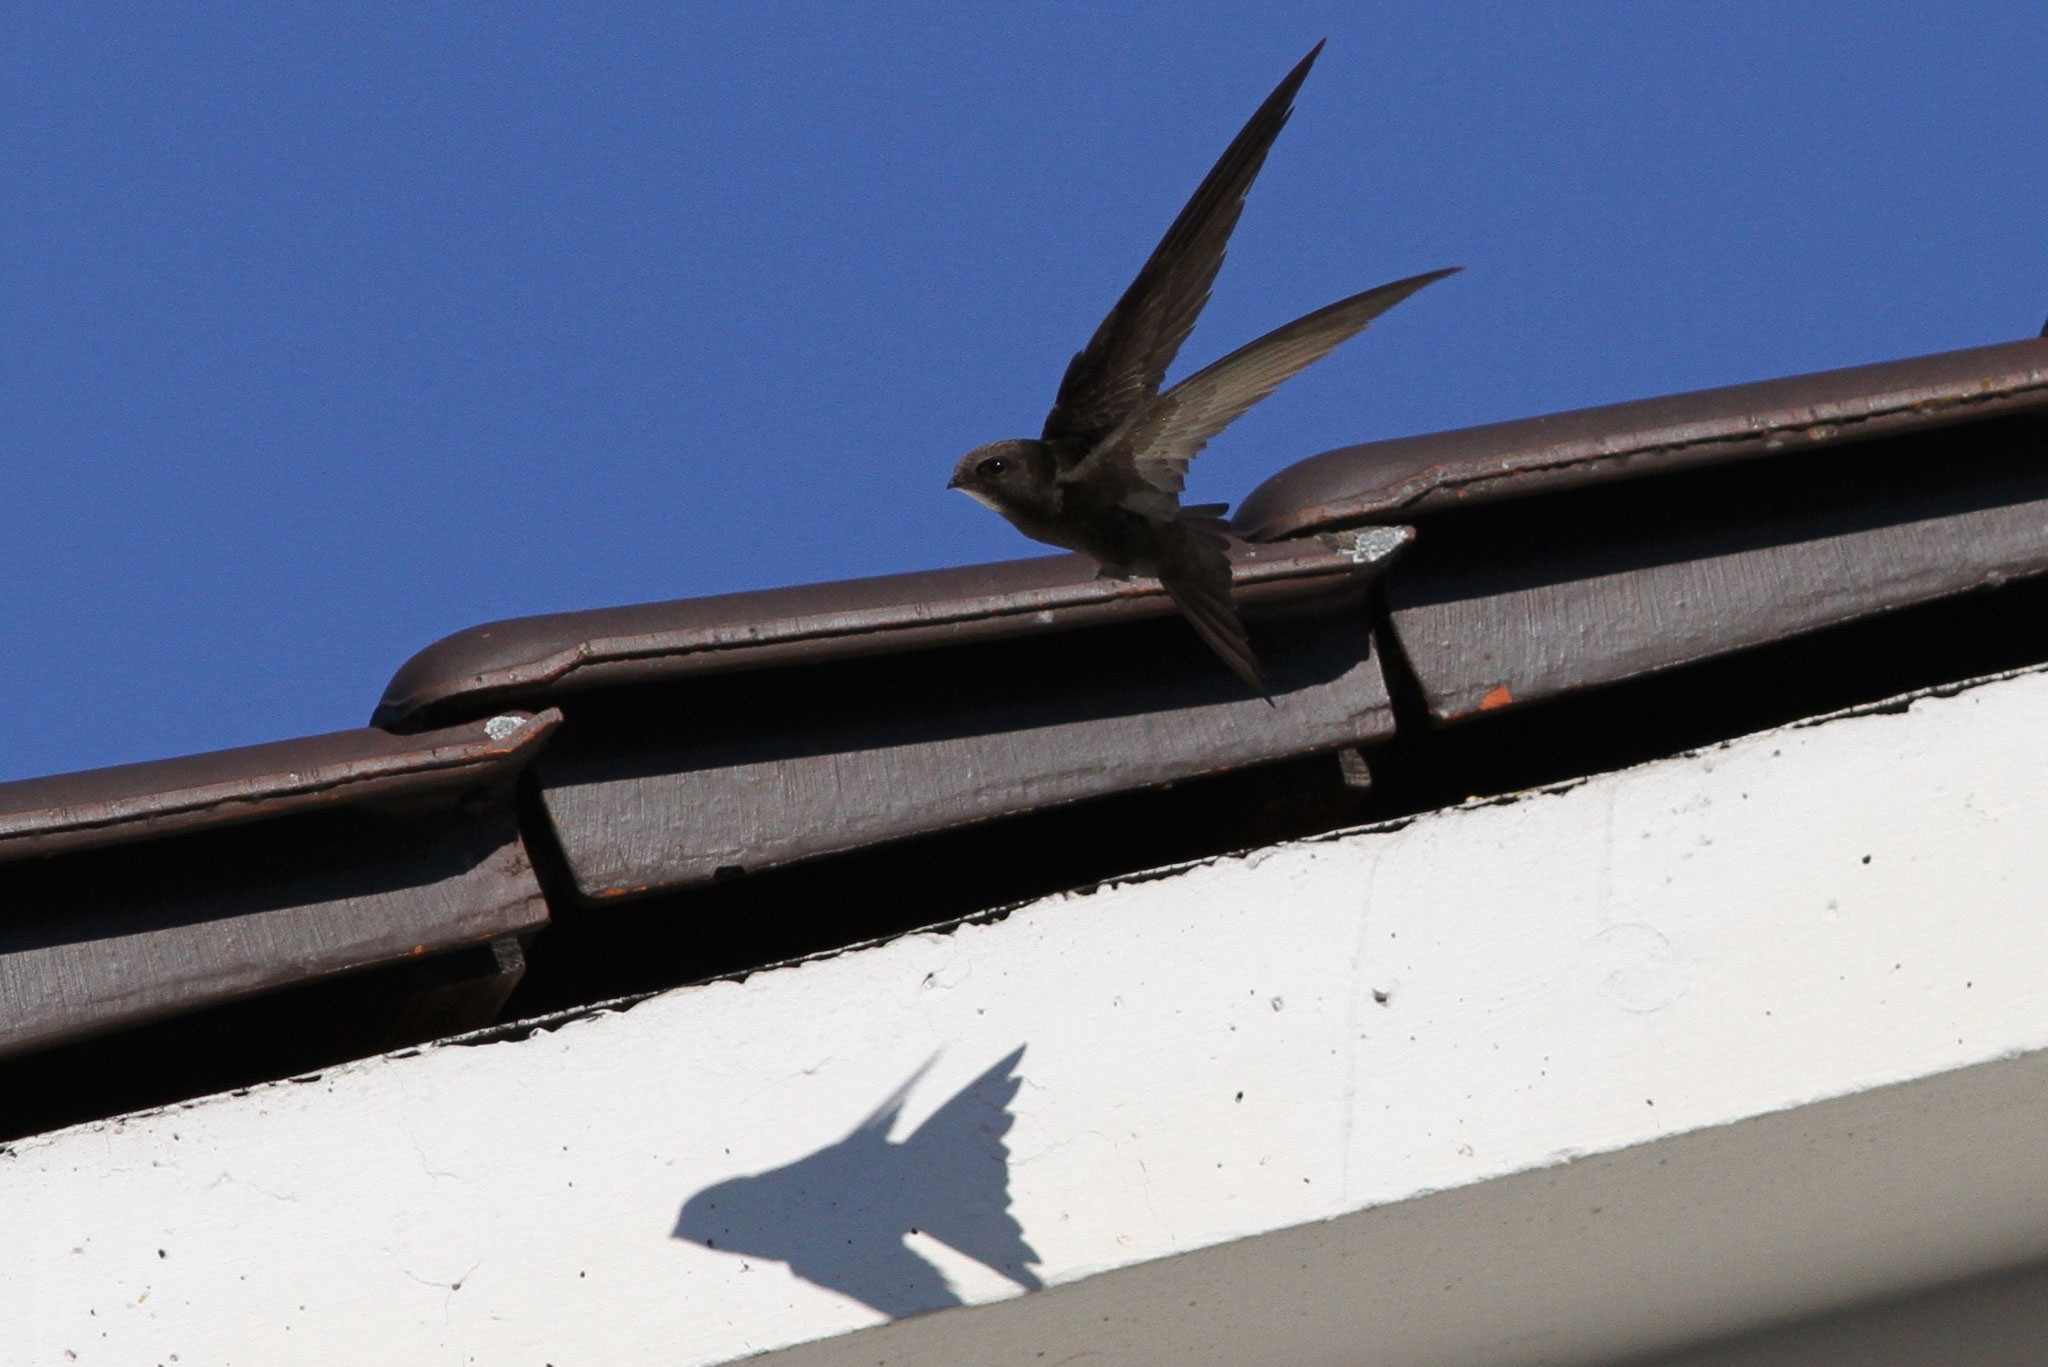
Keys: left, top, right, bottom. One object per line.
{"left": 1040, "top": 42, "right": 1324, "bottom": 451}
{"left": 1075, "top": 267, "right": 1460, "bottom": 505}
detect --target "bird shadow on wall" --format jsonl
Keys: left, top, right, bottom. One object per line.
{"left": 674, "top": 1045, "right": 1042, "bottom": 1319}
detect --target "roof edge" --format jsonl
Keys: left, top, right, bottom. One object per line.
{"left": 1235, "top": 336, "right": 2048, "bottom": 540}
{"left": 0, "top": 710, "right": 560, "bottom": 862}
{"left": 372, "top": 529, "right": 1410, "bottom": 731}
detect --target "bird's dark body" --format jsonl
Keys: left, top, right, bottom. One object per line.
{"left": 948, "top": 42, "right": 1456, "bottom": 698}
{"left": 957, "top": 437, "right": 1179, "bottom": 573}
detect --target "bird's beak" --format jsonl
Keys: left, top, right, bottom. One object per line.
{"left": 945, "top": 471, "right": 964, "bottom": 490}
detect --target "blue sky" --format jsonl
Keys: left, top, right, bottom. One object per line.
{"left": 2, "top": 4, "right": 2043, "bottom": 781}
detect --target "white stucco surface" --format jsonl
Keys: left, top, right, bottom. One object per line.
{"left": 11, "top": 666, "right": 2048, "bottom": 1365}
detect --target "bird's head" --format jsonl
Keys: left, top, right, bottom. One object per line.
{"left": 947, "top": 439, "right": 1047, "bottom": 516}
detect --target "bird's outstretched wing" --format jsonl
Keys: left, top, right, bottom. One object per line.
{"left": 1040, "top": 41, "right": 1325, "bottom": 453}
{"left": 1067, "top": 267, "right": 1460, "bottom": 522}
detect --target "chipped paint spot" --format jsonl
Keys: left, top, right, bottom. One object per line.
{"left": 1479, "top": 684, "right": 1514, "bottom": 711}
{"left": 1314, "top": 525, "right": 1413, "bottom": 565}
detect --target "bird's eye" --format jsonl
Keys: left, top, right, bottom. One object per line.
{"left": 976, "top": 456, "right": 1009, "bottom": 478}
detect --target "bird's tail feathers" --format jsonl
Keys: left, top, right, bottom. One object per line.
{"left": 1163, "top": 510, "right": 1271, "bottom": 703}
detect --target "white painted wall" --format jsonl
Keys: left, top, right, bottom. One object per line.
{"left": 11, "top": 666, "right": 2048, "bottom": 1366}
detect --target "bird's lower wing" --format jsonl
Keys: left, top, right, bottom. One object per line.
{"left": 1070, "top": 266, "right": 1461, "bottom": 509}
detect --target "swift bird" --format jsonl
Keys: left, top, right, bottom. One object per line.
{"left": 949, "top": 41, "right": 1457, "bottom": 698}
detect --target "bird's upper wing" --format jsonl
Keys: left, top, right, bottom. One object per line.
{"left": 1039, "top": 42, "right": 1324, "bottom": 454}
{"left": 1064, "top": 267, "right": 1460, "bottom": 522}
